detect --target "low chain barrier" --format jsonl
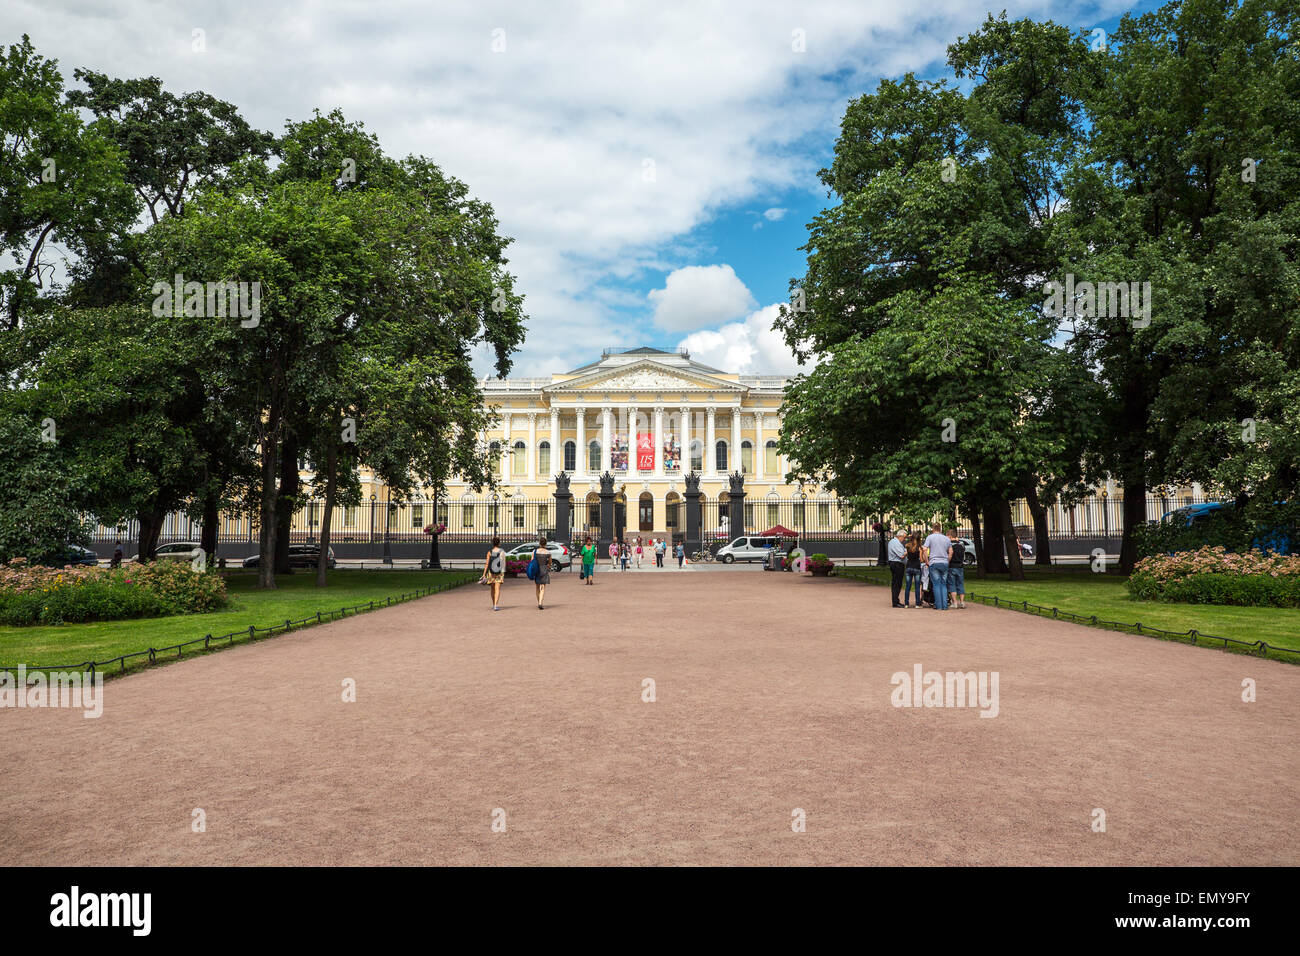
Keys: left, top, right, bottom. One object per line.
{"left": 5, "top": 572, "right": 479, "bottom": 678}
{"left": 837, "top": 567, "right": 1300, "bottom": 663}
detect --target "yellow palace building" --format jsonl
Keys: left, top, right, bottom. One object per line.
{"left": 464, "top": 346, "right": 805, "bottom": 538}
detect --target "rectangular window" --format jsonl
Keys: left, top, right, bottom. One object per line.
{"left": 741, "top": 443, "right": 753, "bottom": 475}
{"left": 412, "top": 505, "right": 424, "bottom": 528}
{"left": 744, "top": 503, "right": 754, "bottom": 526}
{"left": 765, "top": 443, "right": 779, "bottom": 474}
{"left": 588, "top": 442, "right": 601, "bottom": 472}
{"left": 344, "top": 507, "right": 357, "bottom": 528}
{"left": 767, "top": 503, "right": 778, "bottom": 525}
{"left": 488, "top": 504, "right": 499, "bottom": 529}
{"left": 462, "top": 504, "right": 474, "bottom": 528}
{"left": 538, "top": 504, "right": 549, "bottom": 529}
{"left": 437, "top": 504, "right": 448, "bottom": 527}
{"left": 818, "top": 503, "right": 830, "bottom": 527}
{"left": 513, "top": 504, "right": 525, "bottom": 529}
{"left": 564, "top": 442, "right": 577, "bottom": 472}
{"left": 589, "top": 503, "right": 600, "bottom": 527}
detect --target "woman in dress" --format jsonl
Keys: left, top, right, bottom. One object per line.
{"left": 532, "top": 536, "right": 551, "bottom": 610}
{"left": 634, "top": 537, "right": 644, "bottom": 569}
{"left": 608, "top": 539, "right": 620, "bottom": 571}
{"left": 482, "top": 536, "right": 505, "bottom": 611}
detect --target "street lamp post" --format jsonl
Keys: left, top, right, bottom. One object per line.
{"left": 369, "top": 492, "right": 377, "bottom": 555}
{"left": 382, "top": 487, "right": 393, "bottom": 565}
{"left": 1101, "top": 487, "right": 1110, "bottom": 543}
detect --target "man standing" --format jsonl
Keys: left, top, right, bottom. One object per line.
{"left": 923, "top": 523, "right": 953, "bottom": 611}
{"left": 887, "top": 529, "right": 907, "bottom": 607}
{"left": 946, "top": 526, "right": 967, "bottom": 609}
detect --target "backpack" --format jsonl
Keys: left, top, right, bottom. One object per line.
{"left": 489, "top": 549, "right": 504, "bottom": 574}
{"left": 526, "top": 556, "right": 538, "bottom": 580}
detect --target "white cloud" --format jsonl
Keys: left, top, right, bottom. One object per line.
{"left": 3, "top": 0, "right": 1135, "bottom": 374}
{"left": 763, "top": 207, "right": 789, "bottom": 221}
{"left": 678, "top": 303, "right": 803, "bottom": 376}
{"left": 648, "top": 264, "right": 756, "bottom": 332}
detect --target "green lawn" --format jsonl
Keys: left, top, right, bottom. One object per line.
{"left": 0, "top": 569, "right": 478, "bottom": 673}
{"left": 838, "top": 566, "right": 1300, "bottom": 660}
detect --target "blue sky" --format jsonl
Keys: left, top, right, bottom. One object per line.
{"left": 9, "top": 0, "right": 1164, "bottom": 376}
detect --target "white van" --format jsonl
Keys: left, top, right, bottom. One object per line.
{"left": 715, "top": 536, "right": 779, "bottom": 563}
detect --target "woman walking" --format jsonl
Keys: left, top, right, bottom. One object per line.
{"left": 608, "top": 539, "right": 620, "bottom": 571}
{"left": 532, "top": 536, "right": 551, "bottom": 610}
{"left": 580, "top": 536, "right": 597, "bottom": 585}
{"left": 482, "top": 536, "right": 506, "bottom": 611}
{"left": 620, "top": 540, "right": 630, "bottom": 572}
{"left": 675, "top": 540, "right": 684, "bottom": 568}
{"left": 634, "top": 537, "right": 644, "bottom": 569}
{"left": 904, "top": 533, "right": 923, "bottom": 609}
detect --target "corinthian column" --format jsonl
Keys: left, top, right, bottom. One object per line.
{"left": 705, "top": 406, "right": 717, "bottom": 476}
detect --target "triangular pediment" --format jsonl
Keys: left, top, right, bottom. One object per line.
{"left": 548, "top": 359, "right": 745, "bottom": 394}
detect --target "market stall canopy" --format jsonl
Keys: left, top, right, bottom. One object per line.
{"left": 759, "top": 525, "right": 800, "bottom": 538}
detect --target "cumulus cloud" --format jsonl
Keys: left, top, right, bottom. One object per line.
{"left": 678, "top": 303, "right": 803, "bottom": 376}
{"left": 763, "top": 207, "right": 789, "bottom": 221}
{"left": 3, "top": 0, "right": 1133, "bottom": 373}
{"left": 648, "top": 264, "right": 756, "bottom": 332}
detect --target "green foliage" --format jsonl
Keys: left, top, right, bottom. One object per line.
{"left": 0, "top": 35, "right": 138, "bottom": 329}
{"left": 0, "top": 414, "right": 91, "bottom": 564}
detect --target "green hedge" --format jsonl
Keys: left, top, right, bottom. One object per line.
{"left": 0, "top": 559, "right": 228, "bottom": 625}
{"left": 1128, "top": 547, "right": 1300, "bottom": 608}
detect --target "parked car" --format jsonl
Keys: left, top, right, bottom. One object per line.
{"left": 715, "top": 536, "right": 782, "bottom": 563}
{"left": 1161, "top": 501, "right": 1293, "bottom": 554}
{"left": 955, "top": 538, "right": 978, "bottom": 566}
{"left": 41, "top": 543, "right": 99, "bottom": 567}
{"left": 242, "top": 544, "right": 336, "bottom": 569}
{"left": 139, "top": 541, "right": 205, "bottom": 564}
{"left": 503, "top": 541, "right": 572, "bottom": 571}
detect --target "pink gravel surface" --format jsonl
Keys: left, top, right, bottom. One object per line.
{"left": 1, "top": 572, "right": 1296, "bottom": 866}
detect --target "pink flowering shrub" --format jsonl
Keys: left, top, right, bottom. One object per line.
{"left": 0, "top": 559, "right": 227, "bottom": 625}
{"left": 1128, "top": 547, "right": 1300, "bottom": 607}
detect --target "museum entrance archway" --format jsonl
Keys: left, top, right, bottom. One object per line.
{"left": 638, "top": 492, "right": 654, "bottom": 531}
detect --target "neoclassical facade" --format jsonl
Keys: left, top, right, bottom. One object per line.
{"left": 460, "top": 346, "right": 805, "bottom": 534}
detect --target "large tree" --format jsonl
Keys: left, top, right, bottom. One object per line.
{"left": 1060, "top": 0, "right": 1300, "bottom": 568}
{"left": 778, "top": 15, "right": 1098, "bottom": 577}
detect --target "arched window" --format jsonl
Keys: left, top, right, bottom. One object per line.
{"left": 512, "top": 440, "right": 526, "bottom": 477}
{"left": 689, "top": 437, "right": 703, "bottom": 473}
{"left": 588, "top": 439, "right": 601, "bottom": 472}
{"left": 741, "top": 440, "right": 753, "bottom": 475}
{"left": 765, "top": 440, "right": 779, "bottom": 475}
{"left": 715, "top": 440, "right": 728, "bottom": 472}
{"left": 489, "top": 440, "right": 501, "bottom": 465}
{"left": 538, "top": 440, "right": 551, "bottom": 476}
{"left": 563, "top": 440, "right": 577, "bottom": 472}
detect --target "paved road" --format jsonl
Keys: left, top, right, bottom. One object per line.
{"left": 2, "top": 573, "right": 1295, "bottom": 865}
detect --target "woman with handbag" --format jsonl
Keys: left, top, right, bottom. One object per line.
{"left": 531, "top": 536, "right": 551, "bottom": 610}
{"left": 482, "top": 536, "right": 505, "bottom": 611}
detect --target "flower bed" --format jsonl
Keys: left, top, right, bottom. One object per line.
{"left": 505, "top": 559, "right": 528, "bottom": 577}
{"left": 0, "top": 558, "right": 228, "bottom": 625}
{"left": 1128, "top": 547, "right": 1300, "bottom": 607}
{"left": 806, "top": 553, "right": 835, "bottom": 576}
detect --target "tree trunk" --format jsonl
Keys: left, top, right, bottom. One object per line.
{"left": 1120, "top": 475, "right": 1147, "bottom": 574}
{"left": 136, "top": 508, "right": 165, "bottom": 562}
{"left": 1001, "top": 498, "right": 1026, "bottom": 580}
{"left": 969, "top": 498, "right": 985, "bottom": 579}
{"left": 981, "top": 500, "right": 1008, "bottom": 574}
{"left": 316, "top": 434, "right": 337, "bottom": 587}
{"left": 257, "top": 423, "right": 280, "bottom": 590}
{"left": 200, "top": 490, "right": 219, "bottom": 567}
{"left": 274, "top": 430, "right": 299, "bottom": 574}
{"left": 1022, "top": 477, "right": 1052, "bottom": 565}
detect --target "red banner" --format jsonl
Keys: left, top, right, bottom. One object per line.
{"left": 637, "top": 432, "right": 655, "bottom": 470}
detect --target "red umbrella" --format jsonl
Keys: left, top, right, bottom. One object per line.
{"left": 759, "top": 524, "right": 800, "bottom": 538}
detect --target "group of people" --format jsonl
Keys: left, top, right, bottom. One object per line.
{"left": 886, "top": 523, "right": 968, "bottom": 611}
{"left": 606, "top": 536, "right": 683, "bottom": 571}
{"left": 481, "top": 533, "right": 687, "bottom": 611}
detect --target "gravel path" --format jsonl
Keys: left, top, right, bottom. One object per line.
{"left": 2, "top": 572, "right": 1295, "bottom": 865}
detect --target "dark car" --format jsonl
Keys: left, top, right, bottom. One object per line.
{"left": 44, "top": 543, "right": 99, "bottom": 567}
{"left": 242, "top": 544, "right": 336, "bottom": 569}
